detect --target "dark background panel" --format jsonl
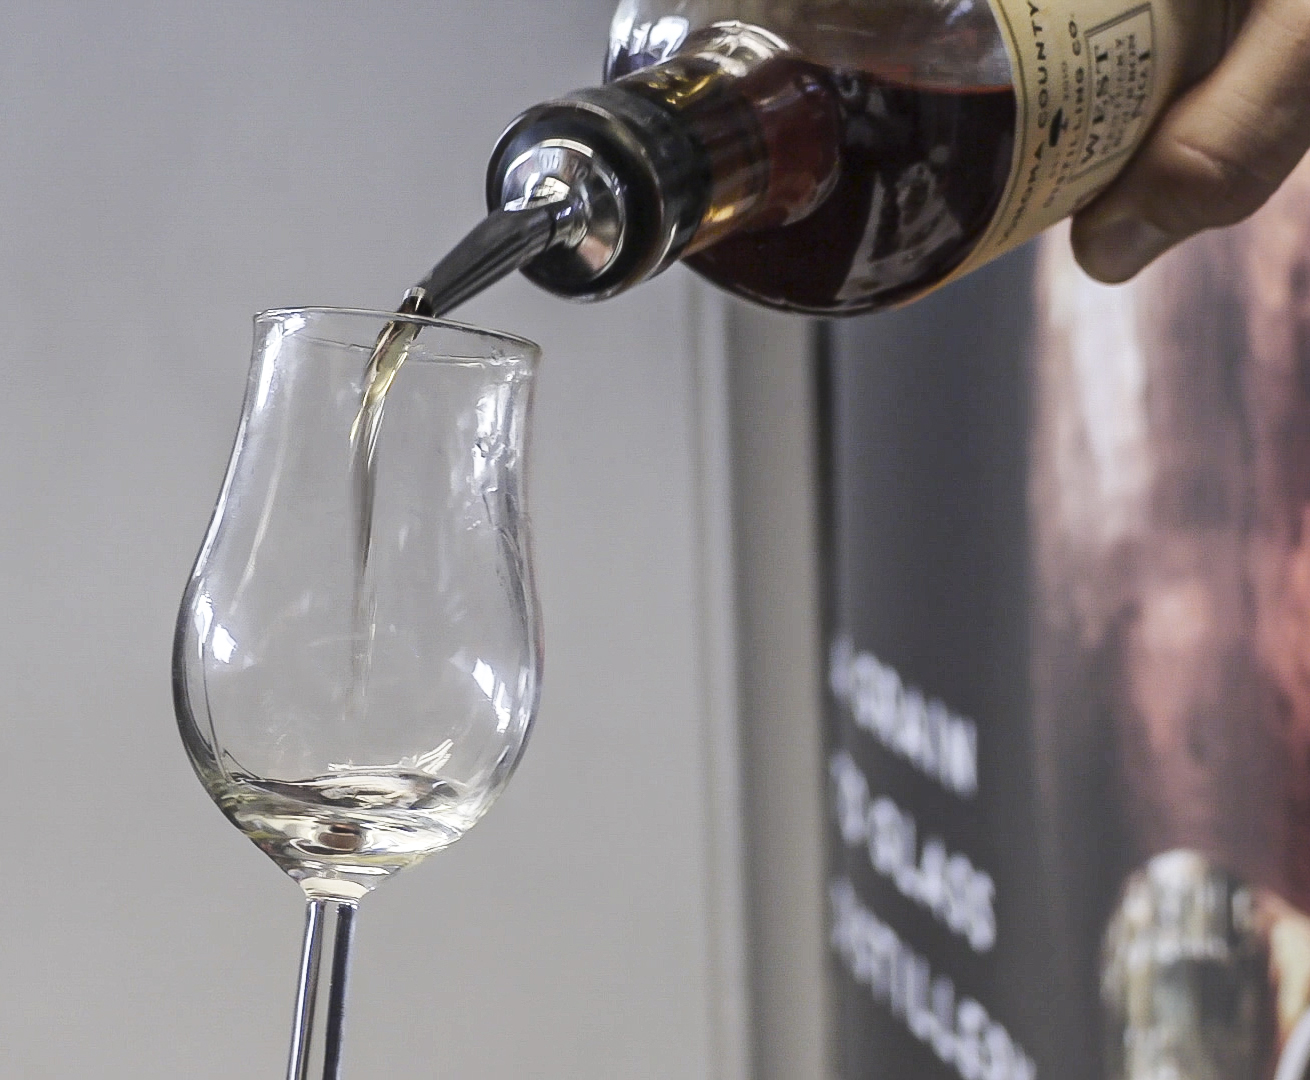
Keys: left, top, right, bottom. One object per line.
{"left": 821, "top": 244, "right": 1087, "bottom": 1078}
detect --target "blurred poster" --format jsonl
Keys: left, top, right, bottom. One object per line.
{"left": 822, "top": 160, "right": 1310, "bottom": 1080}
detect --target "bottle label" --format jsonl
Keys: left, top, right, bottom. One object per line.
{"left": 949, "top": 0, "right": 1179, "bottom": 280}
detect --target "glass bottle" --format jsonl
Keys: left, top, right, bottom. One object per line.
{"left": 484, "top": 0, "right": 1238, "bottom": 315}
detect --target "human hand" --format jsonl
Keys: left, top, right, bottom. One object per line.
{"left": 1071, "top": 0, "right": 1310, "bottom": 283}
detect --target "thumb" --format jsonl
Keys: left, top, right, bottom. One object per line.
{"left": 1072, "top": 0, "right": 1310, "bottom": 283}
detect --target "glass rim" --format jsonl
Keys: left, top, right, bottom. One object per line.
{"left": 255, "top": 306, "right": 541, "bottom": 360}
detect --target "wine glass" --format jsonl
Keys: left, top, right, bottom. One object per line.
{"left": 172, "top": 307, "right": 541, "bottom": 1078}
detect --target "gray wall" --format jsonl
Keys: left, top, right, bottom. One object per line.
{"left": 0, "top": 4, "right": 744, "bottom": 1076}
{"left": 726, "top": 305, "right": 829, "bottom": 1080}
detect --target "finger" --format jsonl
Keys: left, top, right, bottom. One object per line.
{"left": 1071, "top": 0, "right": 1310, "bottom": 283}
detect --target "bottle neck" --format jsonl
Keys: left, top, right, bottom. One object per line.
{"left": 617, "top": 31, "right": 842, "bottom": 253}
{"left": 485, "top": 22, "right": 841, "bottom": 302}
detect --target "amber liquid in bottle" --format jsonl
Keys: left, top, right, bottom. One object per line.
{"left": 688, "top": 72, "right": 1016, "bottom": 313}
{"left": 612, "top": 46, "right": 1017, "bottom": 315}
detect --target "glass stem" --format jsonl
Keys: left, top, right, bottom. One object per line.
{"left": 287, "top": 898, "right": 358, "bottom": 1080}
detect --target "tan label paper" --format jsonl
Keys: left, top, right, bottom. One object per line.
{"left": 948, "top": 0, "right": 1183, "bottom": 281}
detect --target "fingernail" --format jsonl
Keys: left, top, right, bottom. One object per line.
{"left": 1076, "top": 216, "right": 1174, "bottom": 283}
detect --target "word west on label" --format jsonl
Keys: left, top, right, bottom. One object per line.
{"left": 962, "top": 0, "right": 1165, "bottom": 271}
{"left": 831, "top": 751, "right": 997, "bottom": 953}
{"left": 829, "top": 636, "right": 978, "bottom": 797}
{"left": 831, "top": 879, "right": 1037, "bottom": 1080}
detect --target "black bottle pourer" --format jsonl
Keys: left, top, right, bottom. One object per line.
{"left": 401, "top": 140, "right": 616, "bottom": 320}
{"left": 486, "top": 86, "right": 711, "bottom": 302}
{"left": 404, "top": 81, "right": 713, "bottom": 319}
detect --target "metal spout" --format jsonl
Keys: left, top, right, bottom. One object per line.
{"left": 408, "top": 135, "right": 628, "bottom": 319}
{"left": 486, "top": 85, "right": 710, "bottom": 303}
{"left": 410, "top": 204, "right": 561, "bottom": 319}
